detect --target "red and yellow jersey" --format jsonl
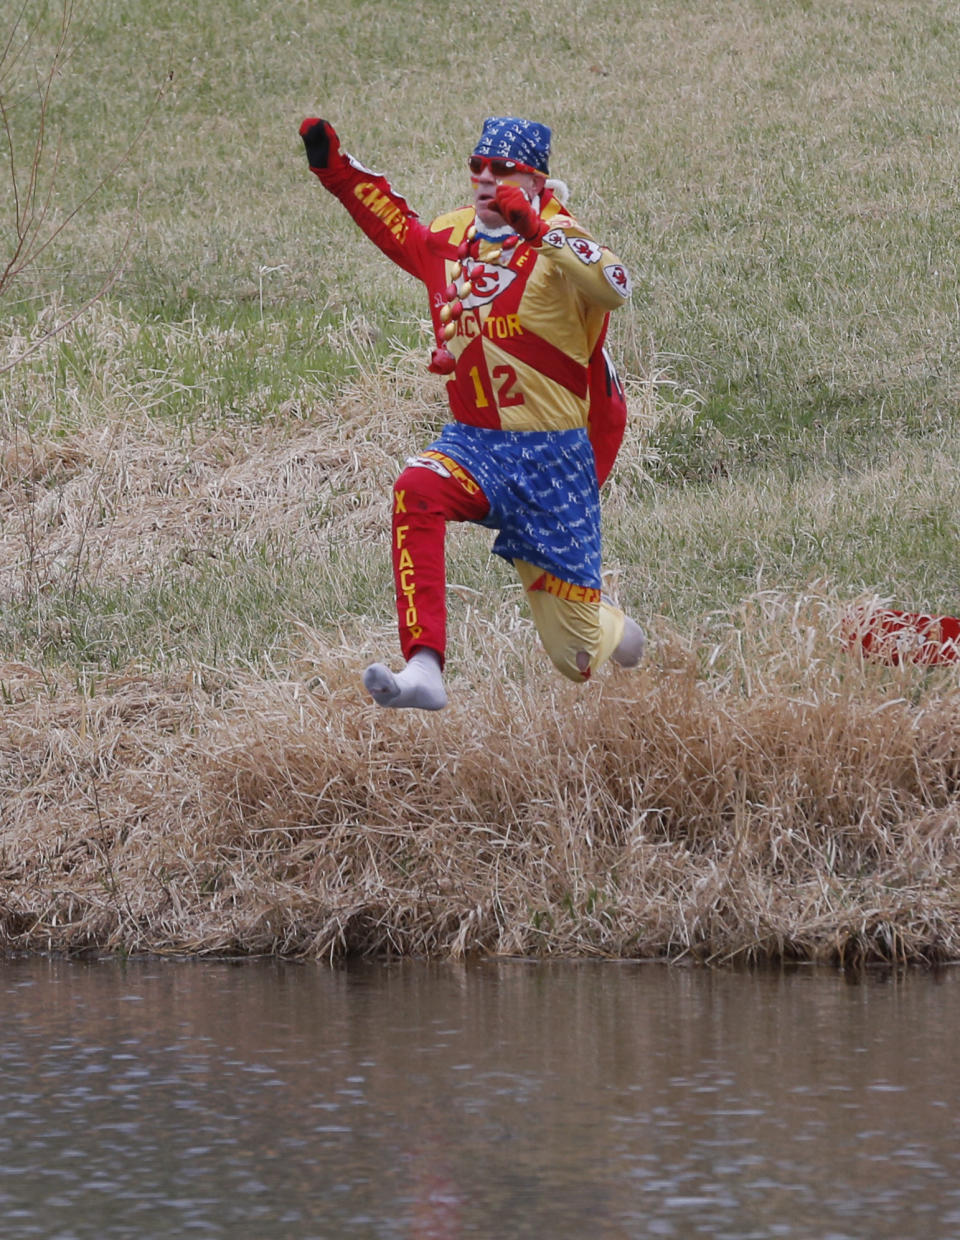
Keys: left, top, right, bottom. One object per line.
{"left": 313, "top": 148, "right": 631, "bottom": 438}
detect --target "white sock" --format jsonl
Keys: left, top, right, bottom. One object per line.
{"left": 362, "top": 648, "right": 448, "bottom": 711}
{"left": 612, "top": 616, "right": 646, "bottom": 668}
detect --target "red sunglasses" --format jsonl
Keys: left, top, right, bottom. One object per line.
{"left": 468, "top": 155, "right": 535, "bottom": 178}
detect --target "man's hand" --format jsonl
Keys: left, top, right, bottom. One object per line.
{"left": 494, "top": 184, "right": 548, "bottom": 244}
{"left": 299, "top": 118, "right": 340, "bottom": 171}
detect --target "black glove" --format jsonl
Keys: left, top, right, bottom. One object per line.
{"left": 299, "top": 118, "right": 339, "bottom": 171}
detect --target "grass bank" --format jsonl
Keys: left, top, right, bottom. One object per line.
{"left": 3, "top": 0, "right": 960, "bottom": 962}
{"left": 3, "top": 603, "right": 960, "bottom": 965}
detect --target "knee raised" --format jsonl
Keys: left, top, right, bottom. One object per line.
{"left": 393, "top": 465, "right": 445, "bottom": 517}
{"left": 536, "top": 618, "right": 603, "bottom": 683}
{"left": 542, "top": 644, "right": 594, "bottom": 683}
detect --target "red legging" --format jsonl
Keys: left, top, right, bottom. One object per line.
{"left": 391, "top": 459, "right": 490, "bottom": 666}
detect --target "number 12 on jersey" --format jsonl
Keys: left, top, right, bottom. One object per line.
{"left": 468, "top": 364, "right": 525, "bottom": 410}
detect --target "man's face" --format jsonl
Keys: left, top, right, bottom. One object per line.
{"left": 469, "top": 156, "right": 546, "bottom": 228}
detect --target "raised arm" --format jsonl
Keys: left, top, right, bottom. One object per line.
{"left": 299, "top": 118, "right": 431, "bottom": 282}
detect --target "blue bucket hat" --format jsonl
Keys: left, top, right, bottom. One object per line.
{"left": 472, "top": 116, "right": 551, "bottom": 174}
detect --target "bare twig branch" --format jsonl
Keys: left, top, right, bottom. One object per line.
{"left": 0, "top": 0, "right": 168, "bottom": 363}
{"left": 0, "top": 225, "right": 134, "bottom": 375}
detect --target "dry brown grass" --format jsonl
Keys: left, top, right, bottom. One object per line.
{"left": 2, "top": 325, "right": 960, "bottom": 967}
{"left": 3, "top": 593, "right": 960, "bottom": 966}
{"left": 0, "top": 320, "right": 446, "bottom": 598}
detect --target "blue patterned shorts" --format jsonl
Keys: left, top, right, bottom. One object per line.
{"left": 427, "top": 422, "right": 602, "bottom": 589}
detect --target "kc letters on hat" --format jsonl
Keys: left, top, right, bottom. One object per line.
{"left": 473, "top": 116, "right": 551, "bottom": 174}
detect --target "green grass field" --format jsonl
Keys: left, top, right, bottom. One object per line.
{"left": 6, "top": 0, "right": 960, "bottom": 667}
{"left": 3, "top": 0, "right": 960, "bottom": 963}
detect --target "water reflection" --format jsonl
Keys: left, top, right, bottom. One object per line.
{"left": 1, "top": 957, "right": 959, "bottom": 1238}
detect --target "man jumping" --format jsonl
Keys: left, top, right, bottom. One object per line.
{"left": 300, "top": 114, "right": 644, "bottom": 709}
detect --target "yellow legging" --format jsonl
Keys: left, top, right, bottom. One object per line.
{"left": 513, "top": 560, "right": 625, "bottom": 683}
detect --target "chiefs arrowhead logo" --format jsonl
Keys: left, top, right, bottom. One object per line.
{"left": 568, "top": 236, "right": 603, "bottom": 264}
{"left": 602, "top": 263, "right": 632, "bottom": 297}
{"left": 461, "top": 264, "right": 518, "bottom": 309}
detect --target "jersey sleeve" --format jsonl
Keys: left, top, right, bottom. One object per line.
{"left": 537, "top": 207, "right": 633, "bottom": 311}
{"left": 310, "top": 147, "right": 433, "bottom": 282}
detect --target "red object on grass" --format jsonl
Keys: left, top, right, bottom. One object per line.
{"left": 843, "top": 608, "right": 960, "bottom": 665}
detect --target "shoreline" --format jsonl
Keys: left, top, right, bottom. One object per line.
{"left": 4, "top": 633, "right": 959, "bottom": 968}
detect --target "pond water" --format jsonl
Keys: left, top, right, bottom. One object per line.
{"left": 1, "top": 955, "right": 958, "bottom": 1239}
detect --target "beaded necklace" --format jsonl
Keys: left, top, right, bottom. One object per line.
{"left": 428, "top": 220, "right": 520, "bottom": 375}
